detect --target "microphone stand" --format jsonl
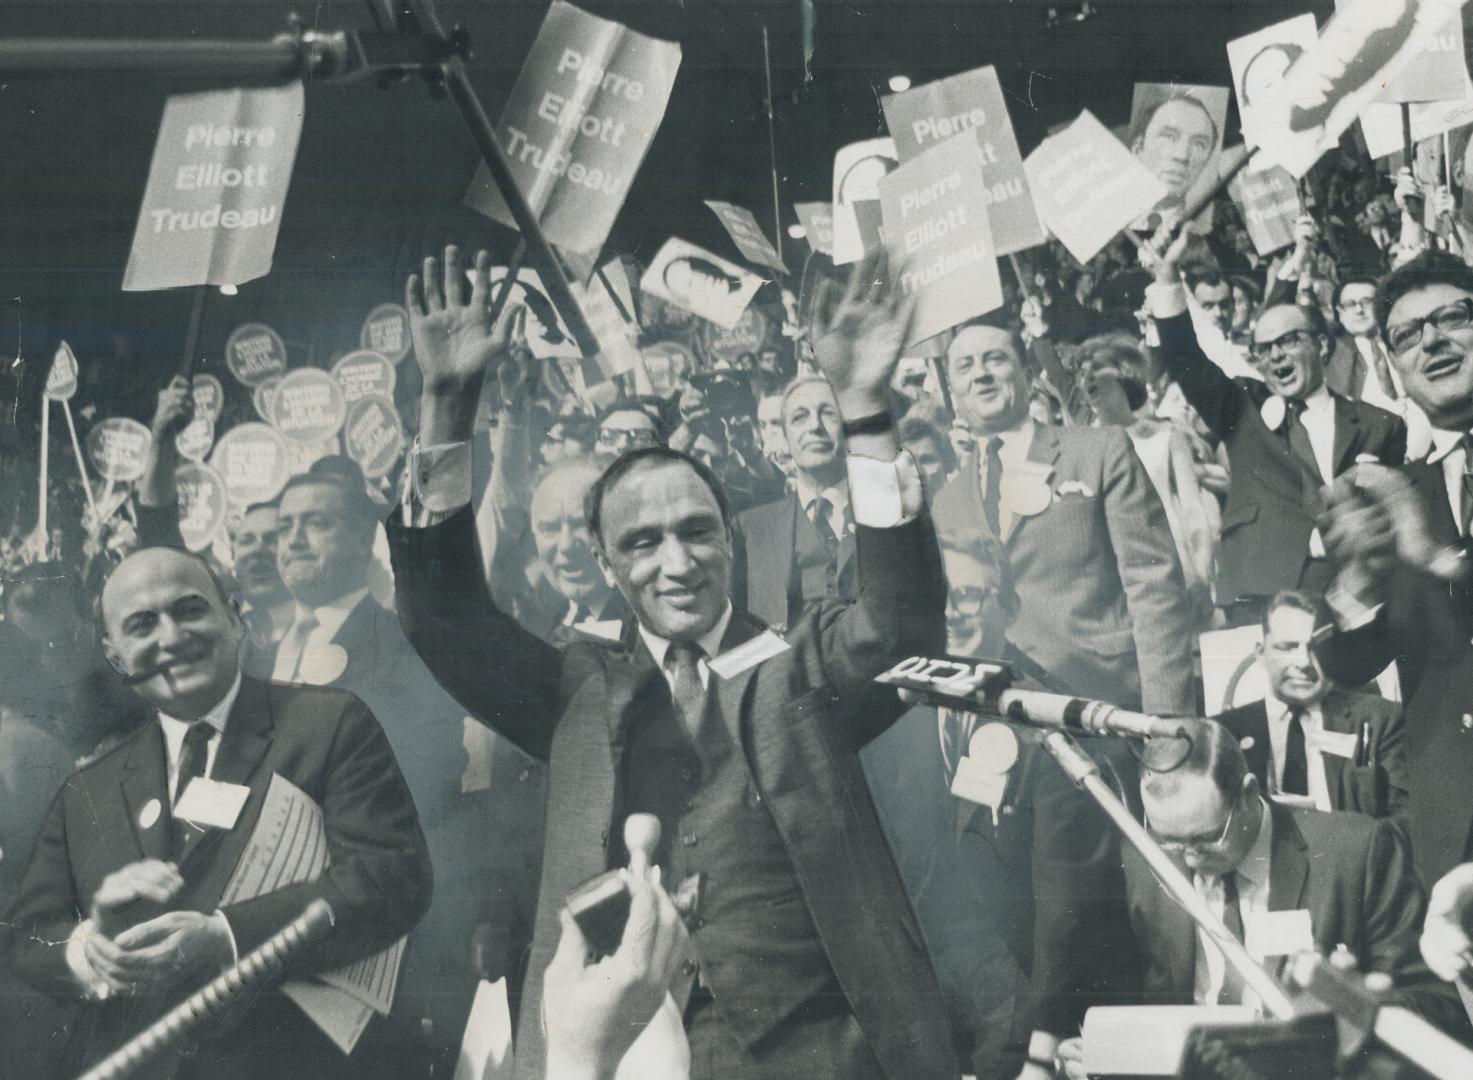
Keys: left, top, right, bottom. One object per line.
{"left": 0, "top": 0, "right": 601, "bottom": 360}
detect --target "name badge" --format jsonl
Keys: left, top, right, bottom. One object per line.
{"left": 174, "top": 777, "right": 251, "bottom": 830}
{"left": 1244, "top": 908, "right": 1315, "bottom": 958}
{"left": 574, "top": 618, "right": 624, "bottom": 642}
{"left": 1314, "top": 730, "right": 1358, "bottom": 760}
{"left": 708, "top": 630, "right": 791, "bottom": 679}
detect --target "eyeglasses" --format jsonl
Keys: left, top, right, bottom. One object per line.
{"left": 1337, "top": 296, "right": 1375, "bottom": 310}
{"left": 1248, "top": 329, "right": 1315, "bottom": 359}
{"left": 1386, "top": 297, "right": 1473, "bottom": 356}
{"left": 1148, "top": 797, "right": 1240, "bottom": 854}
{"left": 598, "top": 427, "right": 659, "bottom": 448}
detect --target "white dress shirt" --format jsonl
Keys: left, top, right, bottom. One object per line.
{"left": 158, "top": 672, "right": 242, "bottom": 802}
{"left": 792, "top": 474, "right": 851, "bottom": 540}
{"left": 638, "top": 604, "right": 734, "bottom": 692}
{"left": 1262, "top": 690, "right": 1331, "bottom": 812}
{"left": 1284, "top": 382, "right": 1335, "bottom": 484}
{"left": 1193, "top": 800, "right": 1273, "bottom": 1007}
{"left": 975, "top": 422, "right": 1037, "bottom": 536}
{"left": 272, "top": 588, "right": 371, "bottom": 684}
{"left": 1427, "top": 427, "right": 1469, "bottom": 535}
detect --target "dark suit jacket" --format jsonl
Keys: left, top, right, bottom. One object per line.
{"left": 732, "top": 488, "right": 856, "bottom": 629}
{"left": 387, "top": 504, "right": 959, "bottom": 1080}
{"left": 1, "top": 678, "right": 432, "bottom": 1080}
{"left": 1215, "top": 688, "right": 1409, "bottom": 822}
{"left": 1155, "top": 311, "right": 1406, "bottom": 603}
{"left": 1320, "top": 459, "right": 1473, "bottom": 885}
{"left": 933, "top": 422, "right": 1196, "bottom": 717}
{"left": 1123, "top": 802, "right": 1465, "bottom": 1035}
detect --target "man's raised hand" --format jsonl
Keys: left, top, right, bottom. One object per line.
{"left": 810, "top": 250, "right": 915, "bottom": 418}
{"left": 405, "top": 245, "right": 523, "bottom": 394}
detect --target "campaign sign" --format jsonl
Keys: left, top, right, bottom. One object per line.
{"left": 343, "top": 394, "right": 406, "bottom": 479}
{"left": 123, "top": 82, "right": 304, "bottom": 291}
{"left": 481, "top": 267, "right": 583, "bottom": 360}
{"left": 192, "top": 373, "right": 224, "bottom": 420}
{"left": 1227, "top": 164, "right": 1303, "bottom": 255}
{"left": 704, "top": 306, "right": 770, "bottom": 366}
{"left": 175, "top": 462, "right": 228, "bottom": 552}
{"left": 793, "top": 202, "right": 835, "bottom": 256}
{"left": 225, "top": 323, "right": 287, "bottom": 388}
{"left": 465, "top": 0, "right": 682, "bottom": 255}
{"left": 1360, "top": 98, "right": 1473, "bottom": 159}
{"left": 704, "top": 200, "right": 787, "bottom": 272}
{"left": 45, "top": 341, "right": 79, "bottom": 401}
{"left": 1330, "top": 0, "right": 1469, "bottom": 104}
{"left": 1257, "top": 0, "right": 1466, "bottom": 177}
{"left": 882, "top": 65, "right": 1045, "bottom": 256}
{"left": 252, "top": 376, "right": 282, "bottom": 422}
{"left": 209, "top": 422, "right": 290, "bottom": 506}
{"left": 269, "top": 368, "right": 347, "bottom": 445}
{"left": 640, "top": 340, "right": 695, "bottom": 397}
{"left": 640, "top": 238, "right": 766, "bottom": 331}
{"left": 86, "top": 418, "right": 152, "bottom": 482}
{"left": 360, "top": 303, "right": 412, "bottom": 364}
{"left": 568, "top": 265, "right": 641, "bottom": 377}
{"left": 832, "top": 138, "right": 898, "bottom": 265}
{"left": 332, "top": 350, "right": 397, "bottom": 404}
{"left": 174, "top": 415, "right": 216, "bottom": 462}
{"left": 285, "top": 437, "right": 340, "bottom": 477}
{"left": 878, "top": 133, "right": 1003, "bottom": 346}
{"left": 1024, "top": 111, "right": 1169, "bottom": 264}
{"left": 1228, "top": 15, "right": 1320, "bottom": 153}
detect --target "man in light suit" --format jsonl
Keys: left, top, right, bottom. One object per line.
{"left": 389, "top": 246, "right": 958, "bottom": 1080}
{"left": 933, "top": 315, "right": 1197, "bottom": 718}
{"left": 1149, "top": 235, "right": 1407, "bottom": 622}
{"left": 1214, "top": 590, "right": 1408, "bottom": 822}
{"left": 732, "top": 375, "right": 857, "bottom": 628}
{"left": 1320, "top": 252, "right": 1473, "bottom": 889}
{"left": 1, "top": 546, "right": 431, "bottom": 1080}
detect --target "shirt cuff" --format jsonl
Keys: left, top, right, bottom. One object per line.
{"left": 65, "top": 920, "right": 108, "bottom": 999}
{"left": 402, "top": 439, "right": 472, "bottom": 527}
{"left": 846, "top": 448, "right": 923, "bottom": 528}
{"left": 1146, "top": 281, "right": 1187, "bottom": 320}
{"left": 1325, "top": 579, "right": 1383, "bottom": 631}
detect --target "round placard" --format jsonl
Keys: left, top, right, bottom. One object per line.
{"left": 225, "top": 323, "right": 288, "bottom": 388}
{"left": 269, "top": 368, "right": 347, "bottom": 445}
{"left": 174, "top": 415, "right": 216, "bottom": 462}
{"left": 209, "top": 422, "right": 291, "bottom": 507}
{"left": 191, "top": 374, "right": 225, "bottom": 421}
{"left": 331, "top": 350, "right": 397, "bottom": 404}
{"left": 342, "top": 394, "right": 406, "bottom": 479}
{"left": 175, "top": 462, "right": 229, "bottom": 552}
{"left": 86, "top": 417, "right": 152, "bottom": 482}
{"left": 252, "top": 375, "right": 282, "bottom": 422}
{"left": 360, "top": 303, "right": 412, "bottom": 364}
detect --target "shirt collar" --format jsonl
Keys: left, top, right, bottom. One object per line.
{"left": 1300, "top": 382, "right": 1332, "bottom": 415}
{"left": 638, "top": 603, "right": 734, "bottom": 672}
{"left": 292, "top": 587, "right": 370, "bottom": 640}
{"left": 158, "top": 669, "right": 242, "bottom": 734}
{"left": 793, "top": 474, "right": 849, "bottom": 517}
{"left": 1233, "top": 798, "right": 1274, "bottom": 892}
{"left": 1427, "top": 426, "right": 1469, "bottom": 464}
{"left": 1262, "top": 685, "right": 1322, "bottom": 728}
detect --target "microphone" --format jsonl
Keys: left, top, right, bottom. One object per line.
{"left": 877, "top": 656, "right": 1191, "bottom": 740}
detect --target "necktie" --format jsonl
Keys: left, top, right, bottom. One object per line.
{"left": 1368, "top": 342, "right": 1400, "bottom": 402}
{"left": 276, "top": 612, "right": 319, "bottom": 682}
{"left": 1282, "top": 706, "right": 1309, "bottom": 796}
{"left": 665, "top": 642, "right": 708, "bottom": 741}
{"left": 1460, "top": 434, "right": 1473, "bottom": 539}
{"left": 174, "top": 721, "right": 216, "bottom": 805}
{"left": 983, "top": 436, "right": 1004, "bottom": 536}
{"left": 1284, "top": 399, "right": 1322, "bottom": 483}
{"left": 810, "top": 495, "right": 840, "bottom": 560}
{"left": 1218, "top": 872, "right": 1247, "bottom": 1005}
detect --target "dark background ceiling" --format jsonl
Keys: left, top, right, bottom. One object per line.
{"left": 1, "top": 0, "right": 1337, "bottom": 412}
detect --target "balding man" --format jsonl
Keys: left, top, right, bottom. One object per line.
{"left": 1, "top": 546, "right": 430, "bottom": 1080}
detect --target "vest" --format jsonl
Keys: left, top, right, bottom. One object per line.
{"left": 617, "top": 680, "right": 840, "bottom": 1048}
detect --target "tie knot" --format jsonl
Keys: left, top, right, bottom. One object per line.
{"left": 665, "top": 641, "right": 705, "bottom": 672}
{"left": 1287, "top": 398, "right": 1306, "bottom": 418}
{"left": 184, "top": 721, "right": 217, "bottom": 748}
{"left": 986, "top": 435, "right": 1004, "bottom": 453}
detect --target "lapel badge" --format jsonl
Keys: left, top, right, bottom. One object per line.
{"left": 139, "top": 798, "right": 162, "bottom": 830}
{"left": 1462, "top": 714, "right": 1473, "bottom": 733}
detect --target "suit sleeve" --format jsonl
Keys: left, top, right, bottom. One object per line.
{"left": 387, "top": 507, "right": 563, "bottom": 762}
{"left": 1360, "top": 819, "right": 1472, "bottom": 1038}
{"left": 1099, "top": 427, "right": 1197, "bottom": 716}
{"left": 1152, "top": 308, "right": 1247, "bottom": 441}
{"left": 1374, "top": 700, "right": 1412, "bottom": 825}
{"left": 219, "top": 696, "right": 431, "bottom": 973}
{"left": 1, "top": 785, "right": 88, "bottom": 1000}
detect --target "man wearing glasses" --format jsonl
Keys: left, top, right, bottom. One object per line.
{"left": 592, "top": 402, "right": 663, "bottom": 464}
{"left": 1149, "top": 233, "right": 1406, "bottom": 626}
{"left": 1053, "top": 719, "right": 1465, "bottom": 1079}
{"left": 1321, "top": 252, "right": 1473, "bottom": 890}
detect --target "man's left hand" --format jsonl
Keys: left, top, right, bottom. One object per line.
{"left": 810, "top": 250, "right": 914, "bottom": 417}
{"left": 110, "top": 911, "right": 234, "bottom": 993}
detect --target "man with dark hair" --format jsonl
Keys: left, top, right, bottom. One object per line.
{"left": 898, "top": 414, "right": 956, "bottom": 493}
{"left": 1321, "top": 251, "right": 1473, "bottom": 888}
{"left": 1213, "top": 590, "right": 1408, "bottom": 821}
{"left": 1, "top": 545, "right": 432, "bottom": 1080}
{"left": 593, "top": 401, "right": 662, "bottom": 464}
{"left": 1131, "top": 93, "right": 1218, "bottom": 204}
{"left": 1186, "top": 270, "right": 1235, "bottom": 339}
{"left": 1150, "top": 231, "right": 1406, "bottom": 624}
{"left": 389, "top": 245, "right": 956, "bottom": 1080}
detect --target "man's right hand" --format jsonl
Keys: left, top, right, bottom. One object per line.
{"left": 150, "top": 376, "right": 194, "bottom": 440}
{"left": 90, "top": 859, "right": 183, "bottom": 937}
{"left": 1321, "top": 468, "right": 1400, "bottom": 599}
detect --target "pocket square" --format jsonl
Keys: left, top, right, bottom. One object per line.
{"left": 1054, "top": 480, "right": 1095, "bottom": 498}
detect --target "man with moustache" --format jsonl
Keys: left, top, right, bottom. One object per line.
{"left": 389, "top": 245, "right": 957, "bottom": 1080}
{"left": 1320, "top": 252, "right": 1473, "bottom": 889}
{"left": 1149, "top": 230, "right": 1406, "bottom": 623}
{"left": 1, "top": 546, "right": 430, "bottom": 1080}
{"left": 732, "top": 376, "right": 856, "bottom": 627}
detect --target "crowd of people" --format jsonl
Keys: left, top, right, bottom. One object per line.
{"left": 4, "top": 106, "right": 1473, "bottom": 1080}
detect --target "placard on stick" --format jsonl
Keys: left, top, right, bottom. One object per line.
{"left": 832, "top": 138, "right": 898, "bottom": 265}
{"left": 882, "top": 65, "right": 1044, "bottom": 256}
{"left": 464, "top": 0, "right": 682, "bottom": 256}
{"left": 343, "top": 394, "right": 406, "bottom": 480}
{"left": 210, "top": 421, "right": 291, "bottom": 506}
{"left": 639, "top": 239, "right": 765, "bottom": 331}
{"left": 1227, "top": 164, "right": 1303, "bottom": 255}
{"left": 793, "top": 202, "right": 835, "bottom": 256}
{"left": 87, "top": 418, "right": 153, "bottom": 482}
{"left": 360, "top": 303, "right": 411, "bottom": 364}
{"left": 176, "top": 462, "right": 229, "bottom": 551}
{"left": 704, "top": 200, "right": 787, "bottom": 272}
{"left": 226, "top": 323, "right": 288, "bottom": 388}
{"left": 123, "top": 83, "right": 303, "bottom": 291}
{"left": 1023, "top": 111, "right": 1169, "bottom": 264}
{"left": 332, "top": 350, "right": 397, "bottom": 404}
{"left": 878, "top": 133, "right": 1003, "bottom": 347}
{"left": 269, "top": 368, "right": 347, "bottom": 445}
